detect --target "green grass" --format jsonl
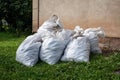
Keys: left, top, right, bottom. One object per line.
{"left": 0, "top": 32, "right": 120, "bottom": 80}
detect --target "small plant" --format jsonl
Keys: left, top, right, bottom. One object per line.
{"left": 1, "top": 18, "right": 9, "bottom": 31}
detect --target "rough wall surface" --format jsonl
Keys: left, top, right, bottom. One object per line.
{"left": 33, "top": 0, "right": 120, "bottom": 37}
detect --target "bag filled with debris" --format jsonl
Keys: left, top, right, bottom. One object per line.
{"left": 16, "top": 33, "right": 42, "bottom": 66}
{"left": 83, "top": 27, "right": 105, "bottom": 53}
{"left": 37, "top": 15, "right": 64, "bottom": 40}
{"left": 61, "top": 26, "right": 90, "bottom": 62}
{"left": 40, "top": 37, "right": 66, "bottom": 65}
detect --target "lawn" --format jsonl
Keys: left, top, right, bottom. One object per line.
{"left": 0, "top": 32, "right": 120, "bottom": 80}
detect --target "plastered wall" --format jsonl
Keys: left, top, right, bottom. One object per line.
{"left": 33, "top": 0, "right": 120, "bottom": 37}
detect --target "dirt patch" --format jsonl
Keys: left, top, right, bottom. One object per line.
{"left": 102, "top": 50, "right": 120, "bottom": 56}
{"left": 99, "top": 37, "right": 120, "bottom": 50}
{"left": 114, "top": 69, "right": 120, "bottom": 74}
{"left": 99, "top": 37, "right": 120, "bottom": 56}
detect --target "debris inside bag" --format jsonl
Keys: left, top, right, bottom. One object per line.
{"left": 16, "top": 33, "right": 42, "bottom": 67}
{"left": 16, "top": 15, "right": 105, "bottom": 66}
{"left": 61, "top": 36, "right": 90, "bottom": 62}
{"left": 83, "top": 27, "right": 105, "bottom": 53}
{"left": 40, "top": 37, "right": 66, "bottom": 65}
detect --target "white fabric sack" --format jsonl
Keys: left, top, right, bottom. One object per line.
{"left": 84, "top": 32, "right": 102, "bottom": 53}
{"left": 61, "top": 37, "right": 90, "bottom": 62}
{"left": 16, "top": 33, "right": 42, "bottom": 66}
{"left": 40, "top": 37, "right": 66, "bottom": 65}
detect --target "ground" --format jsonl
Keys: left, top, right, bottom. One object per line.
{"left": 0, "top": 32, "right": 120, "bottom": 80}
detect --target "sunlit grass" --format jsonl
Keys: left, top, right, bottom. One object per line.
{"left": 0, "top": 32, "right": 120, "bottom": 80}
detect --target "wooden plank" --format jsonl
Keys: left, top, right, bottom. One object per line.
{"left": 32, "top": 20, "right": 38, "bottom": 32}
{"left": 32, "top": 0, "right": 39, "bottom": 32}
{"left": 32, "top": 0, "right": 38, "bottom": 9}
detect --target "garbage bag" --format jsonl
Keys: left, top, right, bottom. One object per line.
{"left": 72, "top": 26, "right": 84, "bottom": 39}
{"left": 16, "top": 33, "right": 42, "bottom": 67}
{"left": 84, "top": 32, "right": 102, "bottom": 53}
{"left": 37, "top": 15, "right": 63, "bottom": 34}
{"left": 55, "top": 29, "right": 74, "bottom": 45}
{"left": 61, "top": 36, "right": 90, "bottom": 62}
{"left": 83, "top": 27, "right": 105, "bottom": 53}
{"left": 40, "top": 37, "right": 66, "bottom": 65}
{"left": 84, "top": 27, "right": 105, "bottom": 38}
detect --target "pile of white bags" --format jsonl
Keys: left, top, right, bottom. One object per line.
{"left": 38, "top": 15, "right": 73, "bottom": 65}
{"left": 16, "top": 15, "right": 105, "bottom": 66}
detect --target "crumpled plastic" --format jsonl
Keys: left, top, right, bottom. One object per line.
{"left": 16, "top": 33, "right": 42, "bottom": 66}
{"left": 61, "top": 26, "right": 90, "bottom": 62}
{"left": 83, "top": 27, "right": 105, "bottom": 53}
{"left": 40, "top": 37, "right": 66, "bottom": 65}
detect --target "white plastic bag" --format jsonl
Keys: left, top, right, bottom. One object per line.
{"left": 16, "top": 33, "right": 42, "bottom": 66}
{"left": 55, "top": 29, "right": 74, "bottom": 45}
{"left": 84, "top": 32, "right": 102, "bottom": 53}
{"left": 83, "top": 27, "right": 105, "bottom": 53}
{"left": 61, "top": 36, "right": 90, "bottom": 62}
{"left": 72, "top": 26, "right": 84, "bottom": 39}
{"left": 40, "top": 37, "right": 66, "bottom": 65}
{"left": 84, "top": 27, "right": 105, "bottom": 38}
{"left": 37, "top": 15, "right": 63, "bottom": 33}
